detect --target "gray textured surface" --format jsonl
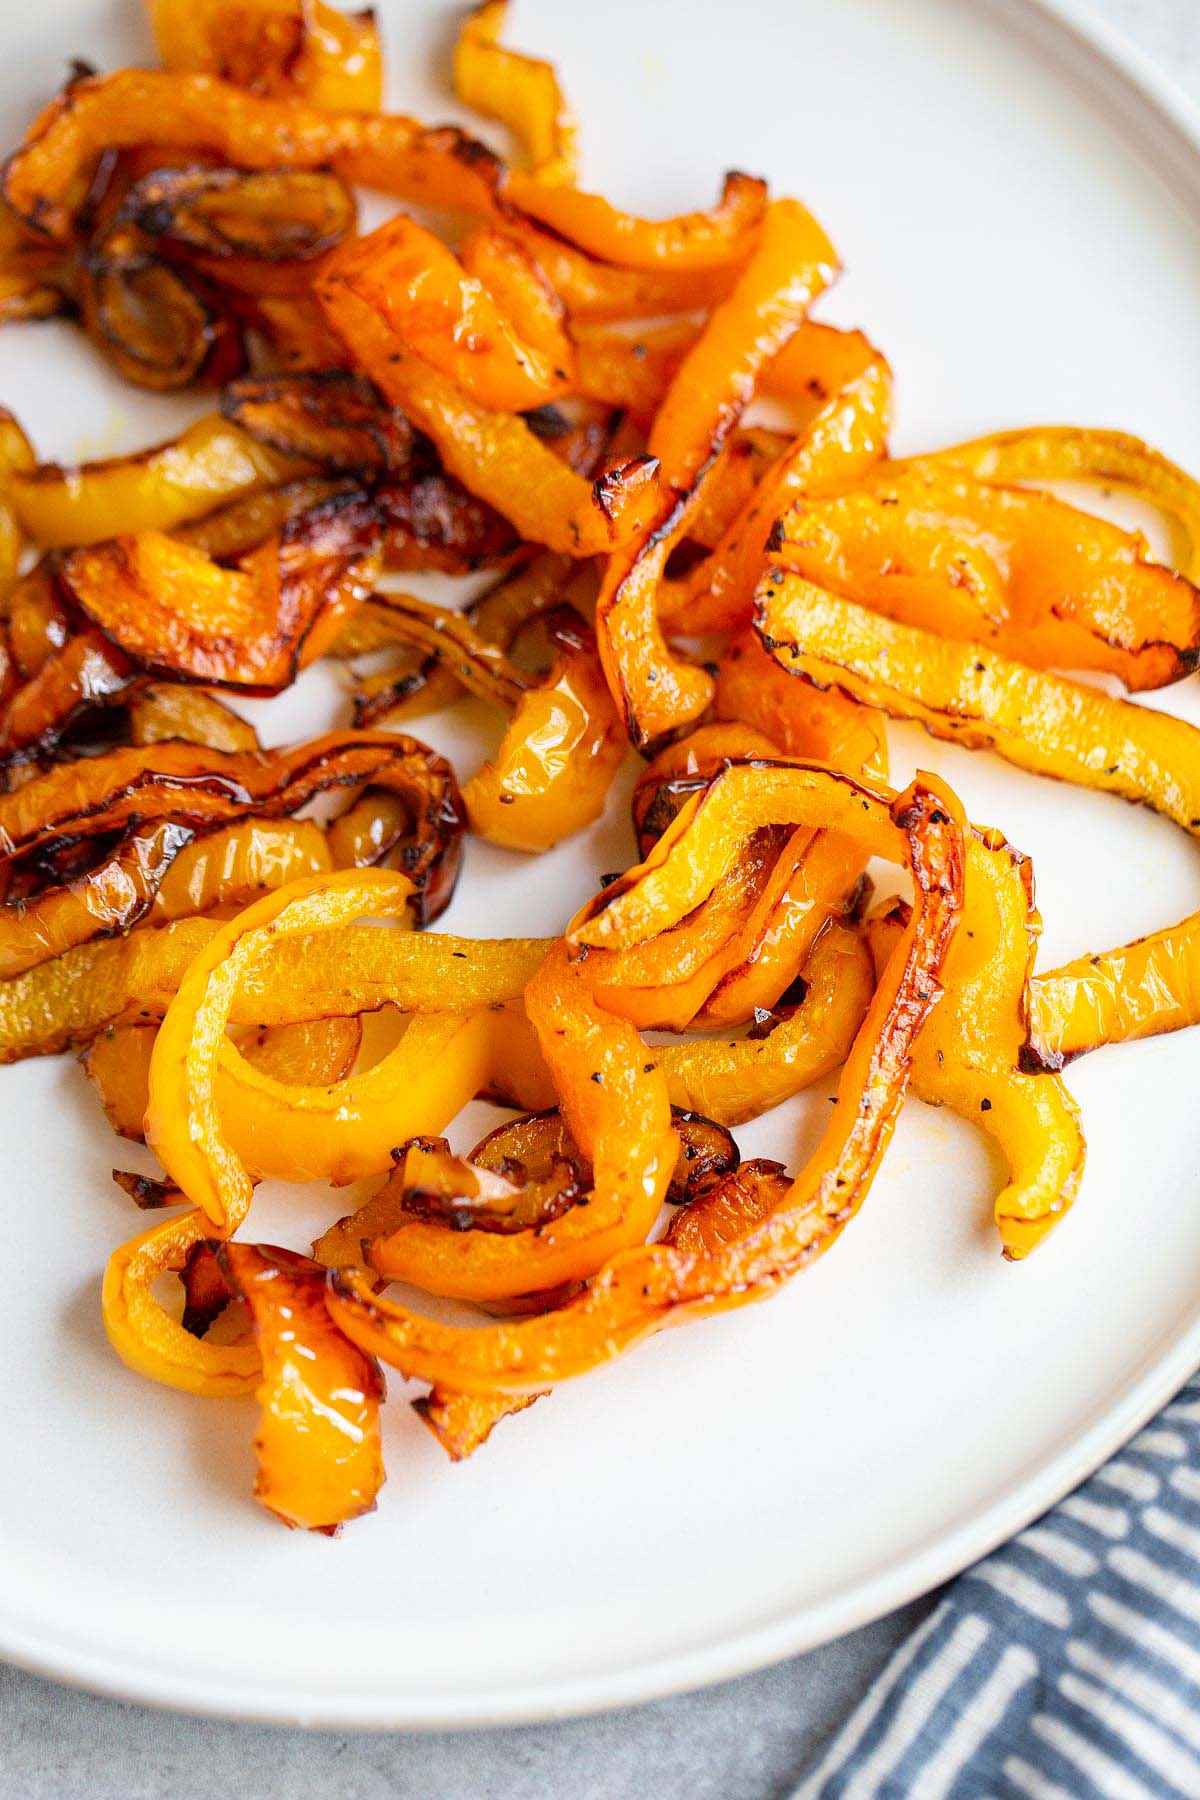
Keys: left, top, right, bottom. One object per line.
{"left": 3, "top": 2, "right": 1198, "bottom": 1795}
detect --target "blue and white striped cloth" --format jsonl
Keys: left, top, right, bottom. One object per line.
{"left": 797, "top": 1374, "right": 1200, "bottom": 1798}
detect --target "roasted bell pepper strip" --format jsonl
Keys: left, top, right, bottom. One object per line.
{"left": 715, "top": 630, "right": 888, "bottom": 785}
{"left": 753, "top": 572, "right": 1200, "bottom": 832}
{"left": 11, "top": 414, "right": 304, "bottom": 549}
{"left": 80, "top": 1022, "right": 158, "bottom": 1139}
{"left": 2, "top": 71, "right": 503, "bottom": 242}
{"left": 328, "top": 214, "right": 574, "bottom": 413}
{"left": 60, "top": 492, "right": 381, "bottom": 694}
{"left": 0, "top": 729, "right": 464, "bottom": 925}
{"left": 503, "top": 170, "right": 767, "bottom": 274}
{"left": 146, "top": 869, "right": 412, "bottom": 1230}
{"left": 0, "top": 819, "right": 193, "bottom": 979}
{"left": 654, "top": 922, "right": 874, "bottom": 1124}
{"left": 631, "top": 722, "right": 781, "bottom": 854}
{"left": 463, "top": 611, "right": 625, "bottom": 852}
{"left": 773, "top": 468, "right": 1200, "bottom": 692}
{"left": 572, "top": 320, "right": 698, "bottom": 423}
{"left": 867, "top": 830, "right": 1086, "bottom": 1258}
{"left": 103, "top": 1209, "right": 260, "bottom": 1397}
{"left": 127, "top": 682, "right": 261, "bottom": 751}
{"left": 661, "top": 1159, "right": 792, "bottom": 1256}
{"left": 4, "top": 560, "right": 69, "bottom": 677}
{"left": 215, "top": 1242, "right": 386, "bottom": 1534}
{"left": 0, "top": 920, "right": 546, "bottom": 1063}
{"left": 316, "top": 269, "right": 660, "bottom": 556}
{"left": 176, "top": 475, "right": 353, "bottom": 560}
{"left": 0, "top": 407, "right": 33, "bottom": 599}
{"left": 149, "top": 818, "right": 332, "bottom": 920}
{"left": 413, "top": 1387, "right": 543, "bottom": 1462}
{"left": 597, "top": 201, "right": 838, "bottom": 745}
{"left": 128, "top": 165, "right": 355, "bottom": 274}
{"left": 147, "top": 0, "right": 384, "bottom": 111}
{"left": 353, "top": 590, "right": 528, "bottom": 726}
{"left": 454, "top": 0, "right": 577, "bottom": 185}
{"left": 1029, "top": 919, "right": 1200, "bottom": 1064}
{"left": 505, "top": 221, "right": 740, "bottom": 321}
{"left": 0, "top": 628, "right": 138, "bottom": 763}
{"left": 908, "top": 425, "right": 1200, "bottom": 583}
{"left": 324, "top": 777, "right": 965, "bottom": 1393}
{"left": 220, "top": 372, "right": 413, "bottom": 478}
{"left": 659, "top": 328, "right": 892, "bottom": 635}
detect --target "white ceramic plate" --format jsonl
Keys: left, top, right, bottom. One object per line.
{"left": 1, "top": 0, "right": 1200, "bottom": 1730}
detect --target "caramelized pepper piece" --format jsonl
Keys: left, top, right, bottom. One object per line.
{"left": 146, "top": 0, "right": 384, "bottom": 111}
{"left": 453, "top": 0, "right": 577, "bottom": 184}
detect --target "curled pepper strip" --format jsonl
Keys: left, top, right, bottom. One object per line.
{"left": 127, "top": 683, "right": 261, "bottom": 752}
{"left": 0, "top": 628, "right": 138, "bottom": 763}
{"left": 60, "top": 491, "right": 382, "bottom": 694}
{"left": 908, "top": 425, "right": 1200, "bottom": 584}
{"left": 463, "top": 610, "right": 625, "bottom": 853}
{"left": 324, "top": 776, "right": 965, "bottom": 1393}
{"left": 2, "top": 71, "right": 503, "bottom": 243}
{"left": 866, "top": 830, "right": 1086, "bottom": 1259}
{"left": 505, "top": 222, "right": 740, "bottom": 321}
{"left": 353, "top": 590, "right": 528, "bottom": 725}
{"left": 772, "top": 468, "right": 1200, "bottom": 693}
{"left": 326, "top": 215, "right": 574, "bottom": 413}
{"left": 146, "top": 0, "right": 384, "bottom": 112}
{"left": 597, "top": 200, "right": 838, "bottom": 746}
{"left": 316, "top": 272, "right": 660, "bottom": 556}
{"left": 102, "top": 1209, "right": 260, "bottom": 1397}
{"left": 146, "top": 869, "right": 413, "bottom": 1231}
{"left": 453, "top": 0, "right": 578, "bottom": 185}
{"left": 503, "top": 170, "right": 767, "bottom": 275}
{"left": 216, "top": 1242, "right": 386, "bottom": 1535}
{"left": 0, "top": 729, "right": 465, "bottom": 925}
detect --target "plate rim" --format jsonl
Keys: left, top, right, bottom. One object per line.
{"left": 3, "top": 0, "right": 1200, "bottom": 1732}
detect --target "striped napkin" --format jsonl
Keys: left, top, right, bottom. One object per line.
{"left": 797, "top": 1373, "right": 1200, "bottom": 1798}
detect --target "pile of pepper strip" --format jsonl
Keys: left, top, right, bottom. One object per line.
{"left": 0, "top": 0, "right": 1196, "bottom": 1531}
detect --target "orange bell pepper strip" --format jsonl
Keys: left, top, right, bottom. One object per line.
{"left": 0, "top": 628, "right": 138, "bottom": 763}
{"left": 325, "top": 216, "right": 575, "bottom": 413}
{"left": 146, "top": 0, "right": 384, "bottom": 112}
{"left": 596, "top": 200, "right": 838, "bottom": 745}
{"left": 0, "top": 729, "right": 464, "bottom": 925}
{"left": 659, "top": 328, "right": 892, "bottom": 636}
{"left": 502, "top": 170, "right": 768, "bottom": 274}
{"left": 0, "top": 407, "right": 33, "bottom": 599}
{"left": 413, "top": 1387, "right": 543, "bottom": 1463}
{"left": 128, "top": 683, "right": 261, "bottom": 751}
{"left": 463, "top": 612, "right": 625, "bottom": 852}
{"left": 866, "top": 831, "right": 1086, "bottom": 1259}
{"left": 316, "top": 273, "right": 661, "bottom": 556}
{"left": 60, "top": 493, "right": 381, "bottom": 694}
{"left": 655, "top": 921, "right": 875, "bottom": 1124}
{"left": 353, "top": 590, "right": 528, "bottom": 725}
{"left": 631, "top": 722, "right": 781, "bottom": 853}
{"left": 216, "top": 1242, "right": 386, "bottom": 1534}
{"left": 4, "top": 71, "right": 505, "bottom": 242}
{"left": 715, "top": 630, "right": 888, "bottom": 785}
{"left": 505, "top": 221, "right": 740, "bottom": 321}
{"left": 772, "top": 467, "right": 1200, "bottom": 693}
{"left": 324, "top": 775, "right": 965, "bottom": 1393}
{"left": 0, "top": 819, "right": 193, "bottom": 980}
{"left": 146, "top": 869, "right": 412, "bottom": 1231}
{"left": 909, "top": 425, "right": 1200, "bottom": 584}
{"left": 11, "top": 415, "right": 305, "bottom": 549}
{"left": 454, "top": 0, "right": 577, "bottom": 185}
{"left": 103, "top": 1209, "right": 260, "bottom": 1397}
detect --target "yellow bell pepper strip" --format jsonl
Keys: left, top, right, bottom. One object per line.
{"left": 0, "top": 407, "right": 33, "bottom": 599}
{"left": 102, "top": 1209, "right": 260, "bottom": 1397}
{"left": 127, "top": 683, "right": 260, "bottom": 752}
{"left": 503, "top": 170, "right": 767, "bottom": 274}
{"left": 0, "top": 920, "right": 547, "bottom": 1063}
{"left": 753, "top": 572, "right": 1200, "bottom": 831}
{"left": 10, "top": 416, "right": 306, "bottom": 549}
{"left": 596, "top": 200, "right": 838, "bottom": 746}
{"left": 368, "top": 935, "right": 677, "bottom": 1301}
{"left": 0, "top": 819, "right": 193, "bottom": 979}
{"left": 148, "top": 818, "right": 332, "bottom": 920}
{"left": 908, "top": 425, "right": 1200, "bottom": 583}
{"left": 60, "top": 493, "right": 381, "bottom": 695}
{"left": 216, "top": 1241, "right": 386, "bottom": 1534}
{"left": 353, "top": 590, "right": 528, "bottom": 726}
{"left": 2, "top": 71, "right": 504, "bottom": 243}
{"left": 213, "top": 1010, "right": 498, "bottom": 1186}
{"left": 772, "top": 468, "right": 1200, "bottom": 693}
{"left": 866, "top": 830, "right": 1086, "bottom": 1258}
{"left": 146, "top": 869, "right": 412, "bottom": 1230}
{"left": 654, "top": 921, "right": 875, "bottom": 1124}
{"left": 4, "top": 560, "right": 69, "bottom": 677}
{"left": 0, "top": 729, "right": 465, "bottom": 926}
{"left": 80, "top": 1022, "right": 158, "bottom": 1140}
{"left": 324, "top": 776, "right": 965, "bottom": 1393}
{"left": 715, "top": 631, "right": 888, "bottom": 785}
{"left": 316, "top": 270, "right": 661, "bottom": 556}
{"left": 463, "top": 611, "right": 625, "bottom": 852}
{"left": 454, "top": 0, "right": 578, "bottom": 185}
{"left": 146, "top": 0, "right": 384, "bottom": 112}
{"left": 631, "top": 722, "right": 781, "bottom": 854}
{"left": 1029, "top": 920, "right": 1200, "bottom": 1064}
{"left": 327, "top": 214, "right": 574, "bottom": 413}
{"left": 659, "top": 328, "right": 892, "bottom": 636}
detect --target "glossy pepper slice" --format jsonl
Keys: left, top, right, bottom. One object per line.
{"left": 503, "top": 169, "right": 767, "bottom": 274}
{"left": 102, "top": 1209, "right": 260, "bottom": 1396}
{"left": 324, "top": 775, "right": 965, "bottom": 1393}
{"left": 146, "top": 0, "right": 384, "bottom": 111}
{"left": 866, "top": 829, "right": 1085, "bottom": 1259}
{"left": 453, "top": 0, "right": 577, "bottom": 185}
{"left": 216, "top": 1242, "right": 386, "bottom": 1535}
